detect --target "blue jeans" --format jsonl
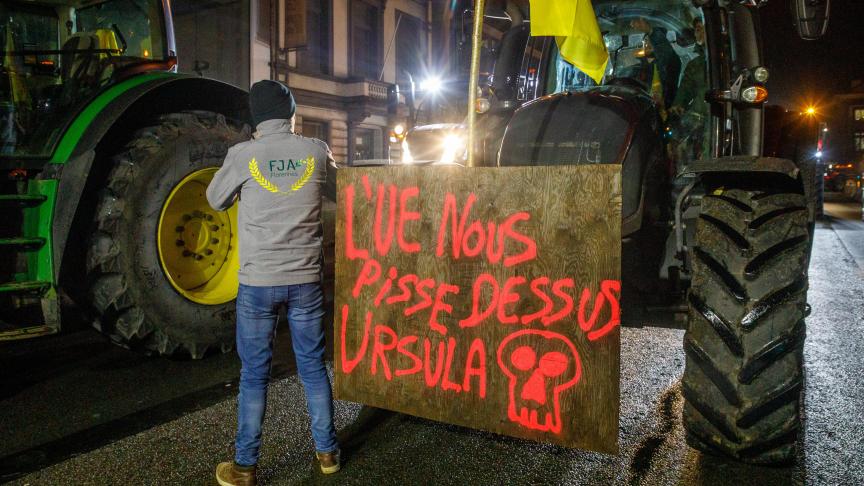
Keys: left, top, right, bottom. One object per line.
{"left": 234, "top": 282, "right": 338, "bottom": 466}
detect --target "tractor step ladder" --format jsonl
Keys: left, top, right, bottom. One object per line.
{"left": 0, "top": 237, "right": 47, "bottom": 250}
{"left": 0, "top": 194, "right": 47, "bottom": 207}
{"left": 0, "top": 178, "right": 59, "bottom": 341}
{"left": 0, "top": 281, "right": 52, "bottom": 293}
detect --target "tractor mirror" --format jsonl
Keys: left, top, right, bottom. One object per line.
{"left": 792, "top": 0, "right": 830, "bottom": 40}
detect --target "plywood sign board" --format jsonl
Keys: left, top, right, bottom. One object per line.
{"left": 334, "top": 165, "right": 621, "bottom": 453}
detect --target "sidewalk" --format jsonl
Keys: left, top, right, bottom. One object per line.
{"left": 823, "top": 201, "right": 864, "bottom": 270}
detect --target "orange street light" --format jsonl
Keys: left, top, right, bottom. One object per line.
{"left": 805, "top": 106, "right": 817, "bottom": 116}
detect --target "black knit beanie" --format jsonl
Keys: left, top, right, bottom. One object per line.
{"left": 249, "top": 80, "right": 296, "bottom": 126}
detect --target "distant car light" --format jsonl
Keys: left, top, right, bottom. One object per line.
{"left": 815, "top": 151, "right": 823, "bottom": 158}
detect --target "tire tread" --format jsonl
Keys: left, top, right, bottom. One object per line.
{"left": 683, "top": 181, "right": 809, "bottom": 465}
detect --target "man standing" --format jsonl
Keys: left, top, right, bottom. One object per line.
{"left": 669, "top": 18, "right": 708, "bottom": 165}
{"left": 631, "top": 17, "right": 682, "bottom": 115}
{"left": 670, "top": 18, "right": 707, "bottom": 118}
{"left": 207, "top": 80, "right": 340, "bottom": 486}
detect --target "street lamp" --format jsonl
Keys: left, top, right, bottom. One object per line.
{"left": 404, "top": 73, "right": 444, "bottom": 128}
{"left": 419, "top": 76, "right": 443, "bottom": 95}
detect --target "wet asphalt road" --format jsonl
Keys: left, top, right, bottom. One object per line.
{"left": 2, "top": 203, "right": 864, "bottom": 485}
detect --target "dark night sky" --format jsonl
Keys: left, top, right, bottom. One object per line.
{"left": 760, "top": 1, "right": 864, "bottom": 109}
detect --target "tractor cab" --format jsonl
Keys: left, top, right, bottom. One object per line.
{"left": 0, "top": 0, "right": 174, "bottom": 158}
{"left": 496, "top": 0, "right": 711, "bottom": 174}
{"left": 405, "top": 0, "right": 711, "bottom": 172}
{"left": 496, "top": 0, "right": 713, "bottom": 229}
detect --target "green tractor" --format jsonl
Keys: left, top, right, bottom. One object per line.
{"left": 402, "top": 0, "right": 830, "bottom": 465}
{"left": 0, "top": 0, "right": 252, "bottom": 357}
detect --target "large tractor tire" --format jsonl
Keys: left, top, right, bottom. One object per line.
{"left": 86, "top": 111, "right": 249, "bottom": 358}
{"left": 682, "top": 176, "right": 810, "bottom": 465}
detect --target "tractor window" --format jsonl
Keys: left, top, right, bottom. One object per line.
{"left": 544, "top": 42, "right": 599, "bottom": 94}
{"left": 1, "top": 4, "right": 61, "bottom": 156}
{"left": 0, "top": 0, "right": 168, "bottom": 158}
{"left": 76, "top": 0, "right": 166, "bottom": 61}
{"left": 543, "top": 0, "right": 709, "bottom": 172}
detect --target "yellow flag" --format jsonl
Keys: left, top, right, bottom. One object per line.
{"left": 529, "top": 1, "right": 578, "bottom": 36}
{"left": 530, "top": 0, "right": 609, "bottom": 84}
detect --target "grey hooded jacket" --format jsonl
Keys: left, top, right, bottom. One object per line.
{"left": 206, "top": 119, "right": 336, "bottom": 286}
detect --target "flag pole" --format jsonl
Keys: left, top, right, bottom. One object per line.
{"left": 466, "top": 0, "right": 486, "bottom": 168}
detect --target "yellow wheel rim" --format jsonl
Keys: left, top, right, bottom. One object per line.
{"left": 157, "top": 168, "right": 238, "bottom": 305}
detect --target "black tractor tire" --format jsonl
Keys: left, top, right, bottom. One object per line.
{"left": 682, "top": 176, "right": 810, "bottom": 465}
{"left": 86, "top": 111, "right": 249, "bottom": 358}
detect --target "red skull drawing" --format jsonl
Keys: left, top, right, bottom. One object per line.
{"left": 497, "top": 329, "right": 582, "bottom": 434}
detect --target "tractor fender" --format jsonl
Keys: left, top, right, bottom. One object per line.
{"left": 682, "top": 156, "right": 800, "bottom": 180}
{"left": 45, "top": 74, "right": 251, "bottom": 281}
{"left": 497, "top": 86, "right": 668, "bottom": 237}
{"left": 681, "top": 156, "right": 814, "bottom": 222}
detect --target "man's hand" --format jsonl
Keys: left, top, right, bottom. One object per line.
{"left": 630, "top": 18, "right": 652, "bottom": 34}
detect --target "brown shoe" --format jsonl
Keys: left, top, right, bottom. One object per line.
{"left": 316, "top": 450, "right": 341, "bottom": 474}
{"left": 216, "top": 461, "right": 257, "bottom": 486}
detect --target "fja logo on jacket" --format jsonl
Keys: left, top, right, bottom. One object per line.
{"left": 248, "top": 156, "right": 315, "bottom": 195}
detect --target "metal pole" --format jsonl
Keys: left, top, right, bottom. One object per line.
{"left": 379, "top": 12, "right": 403, "bottom": 81}
{"left": 269, "top": 0, "right": 278, "bottom": 80}
{"left": 466, "top": 0, "right": 485, "bottom": 168}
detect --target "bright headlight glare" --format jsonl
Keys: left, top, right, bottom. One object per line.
{"left": 402, "top": 140, "right": 413, "bottom": 164}
{"left": 440, "top": 134, "right": 466, "bottom": 164}
{"left": 443, "top": 134, "right": 465, "bottom": 148}
{"left": 440, "top": 150, "right": 455, "bottom": 165}
{"left": 393, "top": 124, "right": 405, "bottom": 136}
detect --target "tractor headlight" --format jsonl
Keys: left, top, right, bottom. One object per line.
{"left": 741, "top": 85, "right": 768, "bottom": 104}
{"left": 753, "top": 66, "right": 769, "bottom": 83}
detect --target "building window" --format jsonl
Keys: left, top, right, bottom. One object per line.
{"left": 350, "top": 1, "right": 381, "bottom": 79}
{"left": 296, "top": 0, "right": 331, "bottom": 74}
{"left": 302, "top": 120, "right": 329, "bottom": 144}
{"left": 353, "top": 127, "right": 382, "bottom": 163}
{"left": 257, "top": 0, "right": 271, "bottom": 43}
{"left": 855, "top": 131, "right": 864, "bottom": 152}
{"left": 395, "top": 12, "right": 427, "bottom": 84}
{"left": 855, "top": 107, "right": 864, "bottom": 122}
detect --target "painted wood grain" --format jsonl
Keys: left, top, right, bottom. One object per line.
{"left": 334, "top": 165, "right": 622, "bottom": 453}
